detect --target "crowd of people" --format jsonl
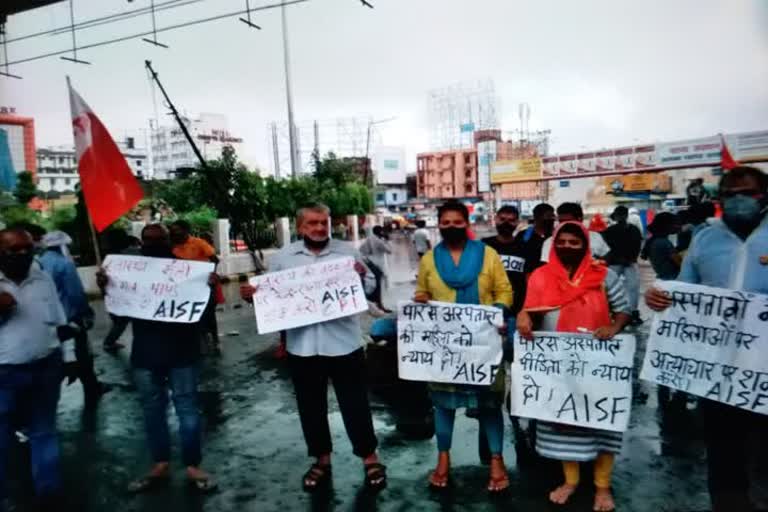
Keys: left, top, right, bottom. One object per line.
{"left": 0, "top": 165, "right": 766, "bottom": 511}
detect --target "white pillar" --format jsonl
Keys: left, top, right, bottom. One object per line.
{"left": 130, "top": 221, "right": 146, "bottom": 240}
{"left": 275, "top": 217, "right": 291, "bottom": 248}
{"left": 346, "top": 215, "right": 359, "bottom": 242}
{"left": 212, "top": 219, "right": 230, "bottom": 257}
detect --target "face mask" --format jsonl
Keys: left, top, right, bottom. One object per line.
{"left": 141, "top": 245, "right": 173, "bottom": 258}
{"left": 723, "top": 195, "right": 763, "bottom": 225}
{"left": 440, "top": 227, "right": 468, "bottom": 245}
{"left": 304, "top": 237, "right": 330, "bottom": 251}
{"left": 496, "top": 222, "right": 517, "bottom": 237}
{"left": 555, "top": 248, "right": 585, "bottom": 267}
{"left": 541, "top": 219, "right": 555, "bottom": 237}
{"left": 0, "top": 252, "right": 35, "bottom": 280}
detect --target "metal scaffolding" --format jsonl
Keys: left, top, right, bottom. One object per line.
{"left": 427, "top": 79, "right": 499, "bottom": 151}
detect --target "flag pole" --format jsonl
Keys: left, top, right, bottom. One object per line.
{"left": 67, "top": 75, "right": 102, "bottom": 266}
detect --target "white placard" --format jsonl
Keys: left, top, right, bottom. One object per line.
{"left": 103, "top": 255, "right": 214, "bottom": 323}
{"left": 500, "top": 255, "right": 526, "bottom": 273}
{"left": 510, "top": 331, "right": 636, "bottom": 432}
{"left": 249, "top": 257, "right": 368, "bottom": 334}
{"left": 640, "top": 281, "right": 768, "bottom": 415}
{"left": 397, "top": 301, "right": 504, "bottom": 386}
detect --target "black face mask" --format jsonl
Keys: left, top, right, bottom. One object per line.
{"left": 304, "top": 237, "right": 330, "bottom": 251}
{"left": 540, "top": 219, "right": 555, "bottom": 237}
{"left": 141, "top": 246, "right": 174, "bottom": 258}
{"left": 440, "top": 227, "right": 468, "bottom": 245}
{"left": 555, "top": 248, "right": 585, "bottom": 267}
{"left": 496, "top": 223, "right": 517, "bottom": 237}
{"left": 0, "top": 252, "right": 35, "bottom": 280}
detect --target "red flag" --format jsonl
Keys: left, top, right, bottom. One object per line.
{"left": 720, "top": 134, "right": 739, "bottom": 171}
{"left": 68, "top": 79, "right": 143, "bottom": 232}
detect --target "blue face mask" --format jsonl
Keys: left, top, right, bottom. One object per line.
{"left": 722, "top": 194, "right": 763, "bottom": 225}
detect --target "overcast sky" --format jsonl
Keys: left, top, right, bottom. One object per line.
{"left": 2, "top": 0, "right": 767, "bottom": 172}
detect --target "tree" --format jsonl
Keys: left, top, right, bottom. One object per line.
{"left": 14, "top": 171, "right": 38, "bottom": 204}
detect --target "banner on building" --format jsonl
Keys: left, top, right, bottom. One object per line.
{"left": 249, "top": 257, "right": 368, "bottom": 334}
{"left": 727, "top": 131, "right": 768, "bottom": 162}
{"left": 577, "top": 152, "right": 596, "bottom": 174}
{"left": 490, "top": 158, "right": 542, "bottom": 184}
{"left": 397, "top": 301, "right": 504, "bottom": 386}
{"left": 510, "top": 332, "right": 637, "bottom": 432}
{"left": 640, "top": 281, "right": 768, "bottom": 416}
{"left": 477, "top": 140, "right": 497, "bottom": 193}
{"left": 103, "top": 255, "right": 214, "bottom": 323}
{"left": 595, "top": 150, "right": 616, "bottom": 173}
{"left": 656, "top": 136, "right": 722, "bottom": 168}
{"left": 542, "top": 156, "right": 559, "bottom": 177}
{"left": 602, "top": 173, "right": 672, "bottom": 193}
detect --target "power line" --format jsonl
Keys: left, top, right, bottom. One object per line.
{"left": 2, "top": 0, "right": 310, "bottom": 68}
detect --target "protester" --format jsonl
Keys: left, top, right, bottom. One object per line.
{"left": 690, "top": 201, "right": 716, "bottom": 238}
{"left": 645, "top": 166, "right": 768, "bottom": 512}
{"left": 98, "top": 224, "right": 217, "bottom": 494}
{"left": 480, "top": 204, "right": 536, "bottom": 465}
{"left": 628, "top": 207, "right": 644, "bottom": 235}
{"left": 414, "top": 200, "right": 513, "bottom": 493}
{"left": 686, "top": 177, "right": 711, "bottom": 205}
{"left": 102, "top": 230, "right": 142, "bottom": 353}
{"left": 588, "top": 213, "right": 608, "bottom": 233}
{"left": 641, "top": 212, "right": 682, "bottom": 281}
{"left": 240, "top": 203, "right": 387, "bottom": 492}
{"left": 514, "top": 202, "right": 555, "bottom": 275}
{"left": 360, "top": 225, "right": 393, "bottom": 314}
{"left": 602, "top": 206, "right": 644, "bottom": 326}
{"left": 518, "top": 221, "right": 631, "bottom": 512}
{"left": 413, "top": 220, "right": 432, "bottom": 259}
{"left": 0, "top": 228, "right": 77, "bottom": 510}
{"left": 39, "top": 231, "right": 109, "bottom": 407}
{"left": 169, "top": 220, "right": 222, "bottom": 353}
{"left": 540, "top": 202, "right": 610, "bottom": 263}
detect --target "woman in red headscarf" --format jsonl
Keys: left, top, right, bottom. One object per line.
{"left": 517, "top": 221, "right": 631, "bottom": 512}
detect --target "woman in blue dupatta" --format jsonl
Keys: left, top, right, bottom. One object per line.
{"left": 414, "top": 200, "right": 513, "bottom": 492}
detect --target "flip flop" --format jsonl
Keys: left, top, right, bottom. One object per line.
{"left": 188, "top": 476, "right": 218, "bottom": 494}
{"left": 127, "top": 475, "right": 170, "bottom": 494}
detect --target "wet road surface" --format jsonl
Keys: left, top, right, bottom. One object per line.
{"left": 7, "top": 232, "right": 767, "bottom": 511}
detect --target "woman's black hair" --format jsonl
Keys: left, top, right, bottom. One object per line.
{"left": 437, "top": 200, "right": 469, "bottom": 222}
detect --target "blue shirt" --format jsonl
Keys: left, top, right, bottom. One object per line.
{"left": 39, "top": 249, "right": 92, "bottom": 322}
{"left": 679, "top": 219, "right": 768, "bottom": 293}
{"left": 268, "top": 240, "right": 376, "bottom": 357}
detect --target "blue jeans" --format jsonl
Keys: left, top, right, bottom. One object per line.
{"left": 0, "top": 350, "right": 63, "bottom": 501}
{"left": 434, "top": 406, "right": 504, "bottom": 454}
{"left": 133, "top": 366, "right": 202, "bottom": 467}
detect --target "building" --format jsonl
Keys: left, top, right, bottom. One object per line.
{"left": 373, "top": 146, "right": 409, "bottom": 208}
{"left": 416, "top": 149, "right": 478, "bottom": 200}
{"left": 0, "top": 108, "right": 36, "bottom": 191}
{"left": 152, "top": 113, "right": 244, "bottom": 179}
{"left": 36, "top": 138, "right": 148, "bottom": 194}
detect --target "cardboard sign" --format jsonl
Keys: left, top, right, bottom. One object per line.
{"left": 249, "top": 257, "right": 368, "bottom": 334}
{"left": 103, "top": 255, "right": 214, "bottom": 323}
{"left": 510, "top": 331, "right": 637, "bottom": 432}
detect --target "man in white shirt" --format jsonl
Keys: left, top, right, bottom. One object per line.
{"left": 540, "top": 203, "right": 610, "bottom": 262}
{"left": 0, "top": 228, "right": 74, "bottom": 510}
{"left": 413, "top": 220, "right": 432, "bottom": 259}
{"left": 240, "top": 203, "right": 387, "bottom": 493}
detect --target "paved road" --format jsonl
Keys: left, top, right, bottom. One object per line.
{"left": 7, "top": 233, "right": 767, "bottom": 511}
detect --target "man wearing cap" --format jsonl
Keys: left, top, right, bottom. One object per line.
{"left": 601, "top": 206, "right": 643, "bottom": 325}
{"left": 39, "top": 231, "right": 108, "bottom": 406}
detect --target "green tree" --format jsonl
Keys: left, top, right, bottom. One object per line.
{"left": 14, "top": 171, "right": 38, "bottom": 204}
{"left": 177, "top": 206, "right": 218, "bottom": 235}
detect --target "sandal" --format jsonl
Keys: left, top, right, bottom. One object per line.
{"left": 428, "top": 470, "right": 450, "bottom": 490}
{"left": 188, "top": 476, "right": 218, "bottom": 494}
{"left": 303, "top": 463, "right": 332, "bottom": 492}
{"left": 127, "top": 474, "right": 170, "bottom": 494}
{"left": 364, "top": 463, "right": 387, "bottom": 491}
{"left": 487, "top": 455, "right": 510, "bottom": 493}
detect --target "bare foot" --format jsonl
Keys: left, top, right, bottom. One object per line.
{"left": 549, "top": 483, "right": 577, "bottom": 505}
{"left": 487, "top": 455, "right": 509, "bottom": 492}
{"left": 594, "top": 488, "right": 615, "bottom": 511}
{"left": 429, "top": 452, "right": 450, "bottom": 488}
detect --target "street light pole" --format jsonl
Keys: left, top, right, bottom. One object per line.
{"left": 281, "top": 1, "right": 300, "bottom": 178}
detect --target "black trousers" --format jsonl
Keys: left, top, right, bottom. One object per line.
{"left": 74, "top": 328, "right": 101, "bottom": 398}
{"left": 288, "top": 349, "right": 378, "bottom": 458}
{"left": 702, "top": 399, "right": 768, "bottom": 511}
